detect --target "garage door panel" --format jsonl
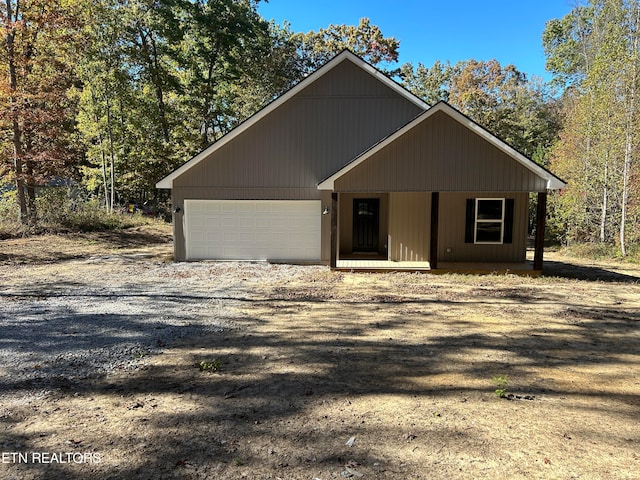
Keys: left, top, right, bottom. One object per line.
{"left": 184, "top": 200, "right": 321, "bottom": 261}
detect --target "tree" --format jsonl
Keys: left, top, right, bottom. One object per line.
{"left": 294, "top": 18, "right": 400, "bottom": 75}
{"left": 544, "top": 0, "right": 640, "bottom": 253}
{"left": 221, "top": 21, "right": 306, "bottom": 123}
{"left": 76, "top": 0, "right": 129, "bottom": 212}
{"left": 180, "top": 0, "right": 273, "bottom": 144}
{"left": 0, "top": 0, "right": 86, "bottom": 225}
{"left": 399, "top": 60, "right": 452, "bottom": 105}
{"left": 76, "top": 0, "right": 274, "bottom": 205}
{"left": 400, "top": 59, "right": 561, "bottom": 159}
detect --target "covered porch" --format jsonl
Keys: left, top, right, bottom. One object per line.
{"left": 328, "top": 191, "right": 548, "bottom": 274}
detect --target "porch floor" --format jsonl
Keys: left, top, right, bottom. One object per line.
{"left": 334, "top": 259, "right": 538, "bottom": 274}
{"left": 336, "top": 259, "right": 432, "bottom": 270}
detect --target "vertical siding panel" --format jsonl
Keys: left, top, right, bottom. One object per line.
{"left": 438, "top": 191, "right": 527, "bottom": 262}
{"left": 457, "top": 119, "right": 466, "bottom": 191}
{"left": 388, "top": 193, "right": 430, "bottom": 261}
{"left": 334, "top": 111, "right": 549, "bottom": 193}
{"left": 174, "top": 59, "right": 423, "bottom": 196}
{"left": 430, "top": 123, "right": 437, "bottom": 189}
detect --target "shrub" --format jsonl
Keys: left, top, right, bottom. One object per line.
{"left": 0, "top": 190, "right": 23, "bottom": 238}
{"left": 0, "top": 186, "right": 161, "bottom": 237}
{"left": 560, "top": 242, "right": 640, "bottom": 263}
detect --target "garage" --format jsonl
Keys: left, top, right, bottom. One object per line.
{"left": 183, "top": 200, "right": 322, "bottom": 261}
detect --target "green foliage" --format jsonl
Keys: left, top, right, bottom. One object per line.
{"left": 542, "top": 5, "right": 595, "bottom": 88}
{"left": 293, "top": 17, "right": 400, "bottom": 75}
{"left": 544, "top": 0, "right": 640, "bottom": 255}
{"left": 492, "top": 375, "right": 509, "bottom": 398}
{"left": 399, "top": 60, "right": 452, "bottom": 105}
{"left": 0, "top": 190, "right": 22, "bottom": 238}
{"left": 400, "top": 59, "right": 562, "bottom": 158}
{"left": 558, "top": 242, "right": 640, "bottom": 263}
{"left": 0, "top": 186, "right": 155, "bottom": 236}
{"left": 36, "top": 188, "right": 154, "bottom": 232}
{"left": 196, "top": 359, "right": 221, "bottom": 373}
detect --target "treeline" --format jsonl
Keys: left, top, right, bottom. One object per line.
{"left": 543, "top": 0, "right": 640, "bottom": 255}
{"left": 0, "top": 0, "right": 638, "bottom": 255}
{"left": 0, "top": 0, "right": 399, "bottom": 225}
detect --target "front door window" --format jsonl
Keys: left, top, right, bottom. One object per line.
{"left": 353, "top": 198, "right": 380, "bottom": 252}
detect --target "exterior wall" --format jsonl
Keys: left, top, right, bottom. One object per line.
{"left": 438, "top": 191, "right": 530, "bottom": 263}
{"left": 338, "top": 193, "right": 389, "bottom": 256}
{"left": 170, "top": 59, "right": 423, "bottom": 261}
{"left": 172, "top": 60, "right": 423, "bottom": 193}
{"left": 320, "top": 190, "right": 332, "bottom": 263}
{"left": 388, "top": 192, "right": 431, "bottom": 262}
{"left": 333, "top": 111, "right": 548, "bottom": 193}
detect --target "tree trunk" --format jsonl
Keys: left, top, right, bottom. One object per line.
{"left": 600, "top": 160, "right": 608, "bottom": 243}
{"left": 149, "top": 33, "right": 170, "bottom": 143}
{"left": 89, "top": 88, "right": 110, "bottom": 211}
{"left": 25, "top": 159, "right": 37, "bottom": 227}
{"left": 106, "top": 95, "right": 116, "bottom": 214}
{"left": 5, "top": 0, "right": 28, "bottom": 224}
{"left": 620, "top": 134, "right": 630, "bottom": 256}
{"left": 139, "top": 28, "right": 170, "bottom": 143}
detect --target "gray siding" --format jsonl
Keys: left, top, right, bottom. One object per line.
{"left": 173, "top": 60, "right": 423, "bottom": 194}
{"left": 389, "top": 192, "right": 430, "bottom": 262}
{"left": 334, "top": 111, "right": 548, "bottom": 193}
{"left": 438, "top": 192, "right": 529, "bottom": 263}
{"left": 171, "top": 59, "right": 423, "bottom": 260}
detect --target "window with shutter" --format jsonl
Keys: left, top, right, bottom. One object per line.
{"left": 464, "top": 198, "right": 514, "bottom": 244}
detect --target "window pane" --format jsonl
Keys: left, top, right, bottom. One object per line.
{"left": 476, "top": 222, "right": 502, "bottom": 243}
{"left": 358, "top": 202, "right": 374, "bottom": 216}
{"left": 477, "top": 200, "right": 503, "bottom": 220}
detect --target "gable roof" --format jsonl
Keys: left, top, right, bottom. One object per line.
{"left": 156, "top": 50, "right": 430, "bottom": 189}
{"left": 317, "top": 101, "right": 567, "bottom": 191}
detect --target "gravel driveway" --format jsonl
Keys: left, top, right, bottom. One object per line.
{"left": 0, "top": 257, "right": 307, "bottom": 413}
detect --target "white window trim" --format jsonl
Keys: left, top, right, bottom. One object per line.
{"left": 474, "top": 198, "right": 505, "bottom": 244}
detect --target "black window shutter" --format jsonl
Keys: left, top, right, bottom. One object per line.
{"left": 464, "top": 198, "right": 475, "bottom": 243}
{"left": 503, "top": 199, "right": 515, "bottom": 244}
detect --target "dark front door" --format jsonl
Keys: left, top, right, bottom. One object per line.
{"left": 352, "top": 198, "right": 380, "bottom": 252}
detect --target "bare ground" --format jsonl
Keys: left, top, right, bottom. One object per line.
{"left": 0, "top": 224, "right": 639, "bottom": 479}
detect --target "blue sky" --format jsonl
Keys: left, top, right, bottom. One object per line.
{"left": 258, "top": 0, "right": 576, "bottom": 81}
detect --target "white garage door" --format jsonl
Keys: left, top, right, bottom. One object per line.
{"left": 184, "top": 200, "right": 321, "bottom": 261}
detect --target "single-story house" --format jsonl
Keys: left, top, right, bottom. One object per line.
{"left": 156, "top": 50, "right": 565, "bottom": 272}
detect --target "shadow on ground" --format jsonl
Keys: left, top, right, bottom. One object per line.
{"left": 543, "top": 259, "right": 640, "bottom": 283}
{"left": 3, "top": 285, "right": 639, "bottom": 479}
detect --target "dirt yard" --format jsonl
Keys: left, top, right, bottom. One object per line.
{"left": 0, "top": 224, "right": 638, "bottom": 479}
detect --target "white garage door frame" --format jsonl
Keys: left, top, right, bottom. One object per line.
{"left": 184, "top": 200, "right": 322, "bottom": 262}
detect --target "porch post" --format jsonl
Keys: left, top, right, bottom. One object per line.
{"left": 430, "top": 192, "right": 439, "bottom": 269}
{"left": 330, "top": 192, "right": 338, "bottom": 269}
{"left": 534, "top": 191, "right": 547, "bottom": 271}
